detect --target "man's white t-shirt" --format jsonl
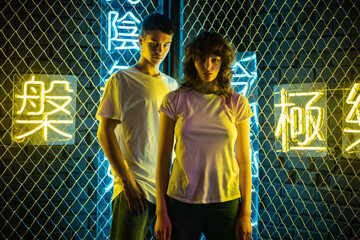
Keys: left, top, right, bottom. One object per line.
{"left": 160, "top": 89, "right": 253, "bottom": 204}
{"left": 96, "top": 67, "right": 178, "bottom": 203}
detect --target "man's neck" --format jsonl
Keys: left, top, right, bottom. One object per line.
{"left": 134, "top": 61, "right": 161, "bottom": 77}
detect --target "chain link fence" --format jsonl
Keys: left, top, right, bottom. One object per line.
{"left": 0, "top": 0, "right": 161, "bottom": 239}
{"left": 181, "top": 0, "right": 358, "bottom": 238}
{"left": 1, "top": 0, "right": 359, "bottom": 239}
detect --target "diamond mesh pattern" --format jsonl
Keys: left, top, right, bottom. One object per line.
{"left": 182, "top": 0, "right": 359, "bottom": 239}
{"left": 1, "top": 0, "right": 359, "bottom": 239}
{"left": 1, "top": 1, "right": 159, "bottom": 239}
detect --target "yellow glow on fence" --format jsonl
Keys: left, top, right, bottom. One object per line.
{"left": 275, "top": 88, "right": 293, "bottom": 152}
{"left": 289, "top": 91, "right": 325, "bottom": 146}
{"left": 13, "top": 75, "right": 76, "bottom": 144}
{"left": 16, "top": 76, "right": 45, "bottom": 115}
{"left": 16, "top": 117, "right": 73, "bottom": 140}
{"left": 275, "top": 87, "right": 326, "bottom": 153}
{"left": 344, "top": 83, "right": 360, "bottom": 151}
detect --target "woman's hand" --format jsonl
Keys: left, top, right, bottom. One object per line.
{"left": 154, "top": 211, "right": 172, "bottom": 240}
{"left": 235, "top": 213, "right": 252, "bottom": 240}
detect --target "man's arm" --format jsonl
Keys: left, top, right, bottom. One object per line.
{"left": 97, "top": 116, "right": 147, "bottom": 215}
{"left": 234, "top": 118, "right": 253, "bottom": 240}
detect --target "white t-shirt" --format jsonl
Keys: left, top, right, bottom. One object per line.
{"left": 160, "top": 89, "right": 253, "bottom": 204}
{"left": 96, "top": 67, "right": 178, "bottom": 203}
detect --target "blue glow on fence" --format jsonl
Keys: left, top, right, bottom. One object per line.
{"left": 108, "top": 11, "right": 141, "bottom": 51}
{"left": 104, "top": 157, "right": 115, "bottom": 191}
{"left": 106, "top": 0, "right": 141, "bottom": 3}
{"left": 102, "top": 7, "right": 143, "bottom": 193}
{"left": 127, "top": 0, "right": 141, "bottom": 3}
{"left": 109, "top": 62, "right": 129, "bottom": 74}
{"left": 231, "top": 52, "right": 259, "bottom": 230}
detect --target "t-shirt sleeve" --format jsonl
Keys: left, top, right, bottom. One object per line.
{"left": 159, "top": 91, "right": 177, "bottom": 120}
{"left": 96, "top": 72, "right": 123, "bottom": 121}
{"left": 234, "top": 93, "right": 253, "bottom": 124}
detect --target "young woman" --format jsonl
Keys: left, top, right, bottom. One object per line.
{"left": 155, "top": 31, "right": 253, "bottom": 240}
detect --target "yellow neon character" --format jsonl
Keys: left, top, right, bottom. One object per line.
{"left": 15, "top": 76, "right": 74, "bottom": 141}
{"left": 275, "top": 88, "right": 326, "bottom": 152}
{"left": 344, "top": 83, "right": 360, "bottom": 152}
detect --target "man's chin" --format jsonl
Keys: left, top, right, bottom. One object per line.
{"left": 152, "top": 59, "right": 163, "bottom": 65}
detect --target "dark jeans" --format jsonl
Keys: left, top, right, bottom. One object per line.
{"left": 167, "top": 197, "right": 240, "bottom": 240}
{"left": 110, "top": 191, "right": 156, "bottom": 240}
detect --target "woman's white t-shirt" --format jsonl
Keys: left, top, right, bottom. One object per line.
{"left": 160, "top": 89, "right": 253, "bottom": 204}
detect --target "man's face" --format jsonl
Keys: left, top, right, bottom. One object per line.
{"left": 139, "top": 30, "right": 172, "bottom": 67}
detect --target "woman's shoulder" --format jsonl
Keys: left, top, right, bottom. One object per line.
{"left": 164, "top": 88, "right": 193, "bottom": 103}
{"left": 228, "top": 91, "right": 251, "bottom": 108}
{"left": 229, "top": 90, "right": 245, "bottom": 100}
{"left": 164, "top": 88, "right": 180, "bottom": 101}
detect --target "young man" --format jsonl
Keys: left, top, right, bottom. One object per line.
{"left": 96, "top": 13, "right": 177, "bottom": 240}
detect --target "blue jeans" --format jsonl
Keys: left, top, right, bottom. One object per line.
{"left": 167, "top": 197, "right": 240, "bottom": 240}
{"left": 110, "top": 191, "right": 156, "bottom": 240}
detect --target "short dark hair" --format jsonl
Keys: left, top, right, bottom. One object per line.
{"left": 141, "top": 13, "right": 173, "bottom": 37}
{"left": 182, "top": 31, "right": 235, "bottom": 98}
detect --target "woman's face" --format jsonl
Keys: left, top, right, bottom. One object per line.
{"left": 194, "top": 53, "right": 222, "bottom": 83}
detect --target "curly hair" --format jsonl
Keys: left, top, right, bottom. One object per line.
{"left": 181, "top": 31, "right": 235, "bottom": 99}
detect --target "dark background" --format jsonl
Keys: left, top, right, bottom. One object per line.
{"left": 1, "top": 0, "right": 359, "bottom": 239}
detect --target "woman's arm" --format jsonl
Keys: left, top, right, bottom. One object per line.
{"left": 234, "top": 118, "right": 253, "bottom": 240}
{"left": 155, "top": 112, "right": 175, "bottom": 240}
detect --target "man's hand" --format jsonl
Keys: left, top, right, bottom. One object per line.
{"left": 98, "top": 117, "right": 147, "bottom": 214}
{"left": 122, "top": 178, "right": 147, "bottom": 215}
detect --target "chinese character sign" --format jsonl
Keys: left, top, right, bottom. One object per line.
{"left": 231, "top": 52, "right": 259, "bottom": 228}
{"left": 231, "top": 52, "right": 259, "bottom": 176}
{"left": 12, "top": 75, "right": 77, "bottom": 145}
{"left": 343, "top": 83, "right": 360, "bottom": 157}
{"left": 102, "top": 2, "right": 146, "bottom": 192}
{"left": 274, "top": 83, "right": 327, "bottom": 157}
{"left": 108, "top": 11, "right": 140, "bottom": 52}
{"left": 105, "top": 10, "right": 142, "bottom": 82}
{"left": 232, "top": 52, "right": 258, "bottom": 100}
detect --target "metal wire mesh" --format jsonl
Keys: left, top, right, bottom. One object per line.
{"left": 182, "top": 0, "right": 360, "bottom": 239}
{"left": 1, "top": 0, "right": 160, "bottom": 239}
{"left": 1, "top": 0, "right": 359, "bottom": 239}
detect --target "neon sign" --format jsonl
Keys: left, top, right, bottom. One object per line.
{"left": 103, "top": 3, "right": 143, "bottom": 191}
{"left": 274, "top": 83, "right": 327, "bottom": 156}
{"left": 343, "top": 83, "right": 360, "bottom": 155}
{"left": 104, "top": 157, "right": 115, "bottom": 191}
{"left": 127, "top": 0, "right": 141, "bottom": 3}
{"left": 108, "top": 61, "right": 128, "bottom": 75}
{"left": 232, "top": 52, "right": 259, "bottom": 228}
{"left": 232, "top": 54, "right": 257, "bottom": 97}
{"left": 12, "top": 75, "right": 77, "bottom": 145}
{"left": 106, "top": 0, "right": 141, "bottom": 3}
{"left": 106, "top": 10, "right": 142, "bottom": 83}
{"left": 108, "top": 11, "right": 140, "bottom": 51}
